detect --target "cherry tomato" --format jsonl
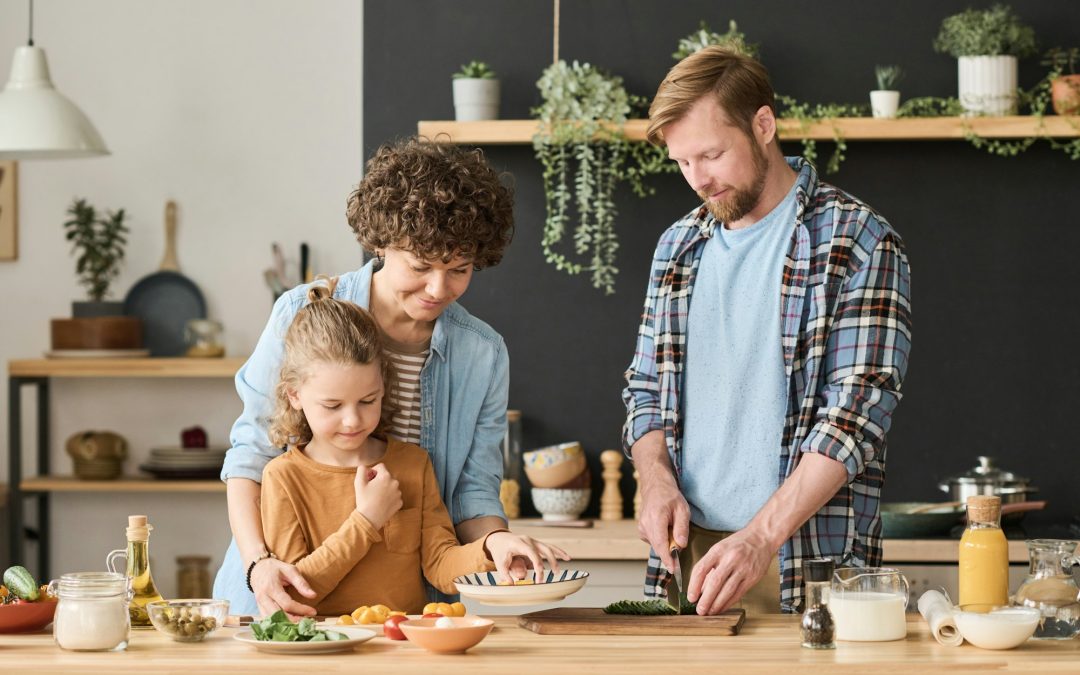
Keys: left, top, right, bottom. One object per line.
{"left": 383, "top": 614, "right": 410, "bottom": 641}
{"left": 422, "top": 612, "right": 443, "bottom": 619}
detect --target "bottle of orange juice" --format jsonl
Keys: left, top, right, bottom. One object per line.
{"left": 958, "top": 495, "right": 1009, "bottom": 612}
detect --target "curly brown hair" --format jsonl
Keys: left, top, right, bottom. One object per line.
{"left": 346, "top": 137, "right": 514, "bottom": 268}
{"left": 269, "top": 277, "right": 395, "bottom": 448}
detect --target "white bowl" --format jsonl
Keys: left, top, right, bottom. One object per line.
{"left": 453, "top": 569, "right": 589, "bottom": 606}
{"left": 531, "top": 488, "right": 590, "bottom": 521}
{"left": 954, "top": 606, "right": 1040, "bottom": 649}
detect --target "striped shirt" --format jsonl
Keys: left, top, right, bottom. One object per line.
{"left": 381, "top": 332, "right": 430, "bottom": 445}
{"left": 622, "top": 157, "right": 912, "bottom": 612}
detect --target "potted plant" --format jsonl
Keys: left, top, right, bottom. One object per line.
{"left": 1043, "top": 47, "right": 1080, "bottom": 115}
{"left": 452, "top": 60, "right": 499, "bottom": 121}
{"left": 933, "top": 4, "right": 1037, "bottom": 116}
{"left": 63, "top": 197, "right": 129, "bottom": 316}
{"left": 672, "top": 19, "right": 758, "bottom": 60}
{"left": 871, "top": 65, "right": 903, "bottom": 119}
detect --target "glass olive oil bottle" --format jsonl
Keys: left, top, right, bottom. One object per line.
{"left": 107, "top": 515, "right": 164, "bottom": 627}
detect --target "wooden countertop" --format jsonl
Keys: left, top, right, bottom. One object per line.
{"left": 2, "top": 616, "right": 1076, "bottom": 673}
{"left": 509, "top": 519, "right": 1037, "bottom": 562}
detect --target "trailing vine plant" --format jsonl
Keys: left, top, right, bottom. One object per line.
{"left": 533, "top": 60, "right": 670, "bottom": 294}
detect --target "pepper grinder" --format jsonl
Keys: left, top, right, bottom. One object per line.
{"left": 599, "top": 450, "right": 624, "bottom": 521}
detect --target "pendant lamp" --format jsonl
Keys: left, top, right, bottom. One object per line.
{"left": 0, "top": 0, "right": 108, "bottom": 159}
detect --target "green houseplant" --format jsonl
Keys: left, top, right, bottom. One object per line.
{"left": 672, "top": 20, "right": 758, "bottom": 60}
{"left": 871, "top": 65, "right": 904, "bottom": 119}
{"left": 933, "top": 4, "right": 1037, "bottom": 116}
{"left": 63, "top": 197, "right": 129, "bottom": 316}
{"left": 532, "top": 60, "right": 672, "bottom": 294}
{"left": 452, "top": 60, "right": 499, "bottom": 121}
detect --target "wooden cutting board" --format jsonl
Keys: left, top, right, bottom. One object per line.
{"left": 518, "top": 607, "right": 746, "bottom": 635}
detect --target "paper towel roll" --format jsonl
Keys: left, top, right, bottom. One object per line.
{"left": 918, "top": 590, "right": 963, "bottom": 647}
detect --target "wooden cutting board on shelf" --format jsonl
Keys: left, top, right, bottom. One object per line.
{"left": 518, "top": 607, "right": 746, "bottom": 635}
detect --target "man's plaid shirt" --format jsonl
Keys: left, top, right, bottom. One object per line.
{"left": 622, "top": 158, "right": 912, "bottom": 612}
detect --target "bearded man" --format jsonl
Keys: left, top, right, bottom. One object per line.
{"left": 623, "top": 46, "right": 913, "bottom": 614}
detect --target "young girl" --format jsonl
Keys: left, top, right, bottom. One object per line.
{"left": 260, "top": 278, "right": 568, "bottom": 615}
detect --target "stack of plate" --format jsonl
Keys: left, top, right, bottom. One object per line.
{"left": 140, "top": 446, "right": 226, "bottom": 479}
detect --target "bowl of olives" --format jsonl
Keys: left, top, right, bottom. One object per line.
{"left": 147, "top": 599, "right": 229, "bottom": 642}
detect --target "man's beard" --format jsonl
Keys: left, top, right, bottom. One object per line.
{"left": 700, "top": 142, "right": 769, "bottom": 224}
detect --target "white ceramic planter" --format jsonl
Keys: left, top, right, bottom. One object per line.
{"left": 957, "top": 55, "right": 1018, "bottom": 116}
{"left": 870, "top": 90, "right": 900, "bottom": 119}
{"left": 452, "top": 78, "right": 500, "bottom": 121}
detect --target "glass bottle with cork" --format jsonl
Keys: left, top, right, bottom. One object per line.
{"left": 801, "top": 558, "right": 836, "bottom": 649}
{"left": 958, "top": 495, "right": 1009, "bottom": 612}
{"left": 106, "top": 514, "right": 165, "bottom": 627}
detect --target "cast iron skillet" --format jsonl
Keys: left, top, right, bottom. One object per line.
{"left": 123, "top": 201, "right": 206, "bottom": 356}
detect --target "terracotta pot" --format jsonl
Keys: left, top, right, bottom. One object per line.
{"left": 1051, "top": 74, "right": 1080, "bottom": 115}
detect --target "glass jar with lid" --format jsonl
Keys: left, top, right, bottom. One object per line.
{"left": 499, "top": 410, "right": 523, "bottom": 518}
{"left": 49, "top": 571, "right": 131, "bottom": 651}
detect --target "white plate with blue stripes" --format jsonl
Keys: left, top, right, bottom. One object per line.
{"left": 453, "top": 569, "right": 589, "bottom": 606}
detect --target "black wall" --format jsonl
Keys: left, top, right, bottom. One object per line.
{"left": 364, "top": 1, "right": 1080, "bottom": 528}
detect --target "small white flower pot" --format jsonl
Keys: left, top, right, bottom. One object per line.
{"left": 870, "top": 90, "right": 900, "bottom": 119}
{"left": 452, "top": 78, "right": 500, "bottom": 121}
{"left": 957, "top": 55, "right": 1018, "bottom": 116}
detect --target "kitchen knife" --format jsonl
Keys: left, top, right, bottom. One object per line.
{"left": 665, "top": 532, "right": 684, "bottom": 612}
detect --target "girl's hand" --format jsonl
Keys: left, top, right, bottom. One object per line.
{"left": 354, "top": 463, "right": 402, "bottom": 529}
{"left": 483, "top": 532, "right": 571, "bottom": 583}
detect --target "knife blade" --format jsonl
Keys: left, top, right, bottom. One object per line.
{"left": 665, "top": 531, "right": 684, "bottom": 612}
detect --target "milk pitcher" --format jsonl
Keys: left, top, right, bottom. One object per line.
{"left": 1014, "top": 539, "right": 1080, "bottom": 639}
{"left": 831, "top": 567, "right": 910, "bottom": 641}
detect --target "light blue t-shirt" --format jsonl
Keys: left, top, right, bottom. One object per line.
{"left": 680, "top": 182, "right": 799, "bottom": 531}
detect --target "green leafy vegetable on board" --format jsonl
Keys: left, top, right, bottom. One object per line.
{"left": 603, "top": 595, "right": 699, "bottom": 616}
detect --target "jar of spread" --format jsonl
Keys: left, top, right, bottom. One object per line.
{"left": 49, "top": 572, "right": 131, "bottom": 651}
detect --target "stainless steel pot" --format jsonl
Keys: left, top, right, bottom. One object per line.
{"left": 938, "top": 456, "right": 1039, "bottom": 504}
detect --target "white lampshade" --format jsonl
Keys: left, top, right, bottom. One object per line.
{"left": 0, "top": 45, "right": 108, "bottom": 159}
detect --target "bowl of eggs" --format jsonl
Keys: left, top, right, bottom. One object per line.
{"left": 398, "top": 616, "right": 494, "bottom": 654}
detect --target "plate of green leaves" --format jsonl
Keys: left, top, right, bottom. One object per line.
{"left": 233, "top": 611, "right": 376, "bottom": 654}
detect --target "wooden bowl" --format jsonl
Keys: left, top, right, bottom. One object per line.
{"left": 0, "top": 599, "right": 58, "bottom": 633}
{"left": 398, "top": 616, "right": 494, "bottom": 654}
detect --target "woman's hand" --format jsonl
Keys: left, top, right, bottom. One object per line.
{"left": 250, "top": 558, "right": 317, "bottom": 619}
{"left": 354, "top": 463, "right": 402, "bottom": 529}
{"left": 483, "top": 532, "right": 570, "bottom": 583}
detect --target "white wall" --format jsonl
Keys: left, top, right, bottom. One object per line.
{"left": 0, "top": 0, "right": 363, "bottom": 596}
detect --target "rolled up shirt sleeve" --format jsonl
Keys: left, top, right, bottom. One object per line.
{"left": 621, "top": 246, "right": 668, "bottom": 456}
{"left": 220, "top": 290, "right": 303, "bottom": 483}
{"left": 798, "top": 232, "right": 912, "bottom": 483}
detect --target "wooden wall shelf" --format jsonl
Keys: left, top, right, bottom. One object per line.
{"left": 20, "top": 476, "right": 225, "bottom": 493}
{"left": 418, "top": 116, "right": 1080, "bottom": 144}
{"left": 9, "top": 357, "right": 245, "bottom": 378}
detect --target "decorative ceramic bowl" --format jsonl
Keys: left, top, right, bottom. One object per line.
{"left": 523, "top": 443, "right": 586, "bottom": 488}
{"left": 398, "top": 616, "right": 494, "bottom": 654}
{"left": 454, "top": 569, "right": 590, "bottom": 606}
{"left": 0, "top": 598, "right": 57, "bottom": 633}
{"left": 953, "top": 606, "right": 1040, "bottom": 649}
{"left": 147, "top": 599, "right": 229, "bottom": 642}
{"left": 531, "top": 488, "right": 590, "bottom": 522}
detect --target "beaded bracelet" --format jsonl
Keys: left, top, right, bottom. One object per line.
{"left": 245, "top": 551, "right": 277, "bottom": 593}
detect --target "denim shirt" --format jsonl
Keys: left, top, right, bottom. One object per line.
{"left": 214, "top": 260, "right": 508, "bottom": 613}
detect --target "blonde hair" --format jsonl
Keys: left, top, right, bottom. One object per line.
{"left": 647, "top": 46, "right": 776, "bottom": 146}
{"left": 268, "top": 276, "right": 394, "bottom": 447}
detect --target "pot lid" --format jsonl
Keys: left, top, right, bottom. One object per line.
{"left": 947, "top": 456, "right": 1030, "bottom": 486}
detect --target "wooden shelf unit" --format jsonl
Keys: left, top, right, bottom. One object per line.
{"left": 8, "top": 356, "right": 244, "bottom": 579}
{"left": 20, "top": 476, "right": 225, "bottom": 493}
{"left": 9, "top": 357, "right": 245, "bottom": 378}
{"left": 418, "top": 115, "right": 1080, "bottom": 144}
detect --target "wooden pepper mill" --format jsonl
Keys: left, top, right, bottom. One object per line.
{"left": 599, "top": 450, "right": 624, "bottom": 521}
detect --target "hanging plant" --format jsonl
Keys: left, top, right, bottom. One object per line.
{"left": 532, "top": 60, "right": 671, "bottom": 295}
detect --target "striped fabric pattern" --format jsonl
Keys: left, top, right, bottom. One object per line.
{"left": 383, "top": 346, "right": 428, "bottom": 444}
{"left": 454, "top": 569, "right": 590, "bottom": 586}
{"left": 622, "top": 157, "right": 912, "bottom": 612}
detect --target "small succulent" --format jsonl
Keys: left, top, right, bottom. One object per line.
{"left": 453, "top": 60, "right": 496, "bottom": 79}
{"left": 875, "top": 65, "right": 904, "bottom": 91}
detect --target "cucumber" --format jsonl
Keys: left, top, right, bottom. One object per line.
{"left": 3, "top": 565, "right": 40, "bottom": 601}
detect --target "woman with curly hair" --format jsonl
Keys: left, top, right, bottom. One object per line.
{"left": 212, "top": 137, "right": 552, "bottom": 617}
